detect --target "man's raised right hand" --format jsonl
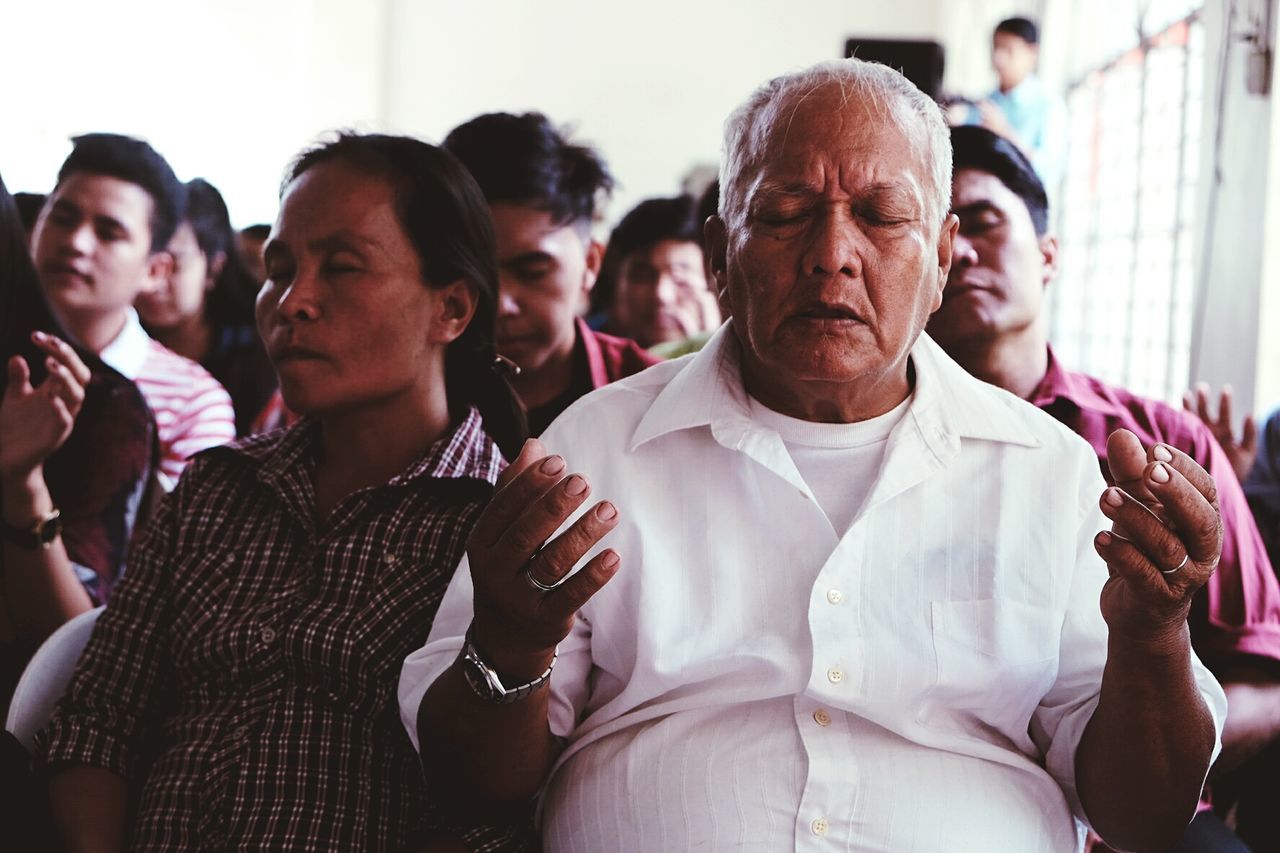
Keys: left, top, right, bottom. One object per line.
{"left": 466, "top": 438, "right": 621, "bottom": 681}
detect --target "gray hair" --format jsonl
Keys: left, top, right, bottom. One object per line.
{"left": 718, "top": 58, "right": 952, "bottom": 232}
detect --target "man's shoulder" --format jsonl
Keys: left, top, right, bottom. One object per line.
{"left": 138, "top": 339, "right": 233, "bottom": 403}
{"left": 1070, "top": 368, "right": 1212, "bottom": 461}
{"left": 587, "top": 327, "right": 663, "bottom": 380}
{"left": 542, "top": 356, "right": 689, "bottom": 449}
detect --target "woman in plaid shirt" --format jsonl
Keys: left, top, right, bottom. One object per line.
{"left": 40, "top": 134, "right": 533, "bottom": 851}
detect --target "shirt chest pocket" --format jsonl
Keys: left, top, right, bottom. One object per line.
{"left": 919, "top": 598, "right": 1061, "bottom": 737}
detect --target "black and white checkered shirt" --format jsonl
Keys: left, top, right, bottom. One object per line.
{"left": 41, "top": 409, "right": 534, "bottom": 851}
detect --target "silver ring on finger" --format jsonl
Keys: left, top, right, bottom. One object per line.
{"left": 524, "top": 568, "right": 560, "bottom": 593}
{"left": 1160, "top": 553, "right": 1190, "bottom": 575}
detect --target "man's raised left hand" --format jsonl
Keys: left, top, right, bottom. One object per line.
{"left": 1094, "top": 428, "right": 1222, "bottom": 650}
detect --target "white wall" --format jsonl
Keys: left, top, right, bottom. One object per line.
{"left": 0, "top": 0, "right": 386, "bottom": 226}
{"left": 0, "top": 0, "right": 1034, "bottom": 227}
{"left": 1191, "top": 0, "right": 1279, "bottom": 422}
{"left": 381, "top": 0, "right": 948, "bottom": 221}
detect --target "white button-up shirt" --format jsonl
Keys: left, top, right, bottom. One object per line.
{"left": 400, "top": 326, "right": 1225, "bottom": 852}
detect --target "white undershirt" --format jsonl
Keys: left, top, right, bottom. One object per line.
{"left": 749, "top": 394, "right": 911, "bottom": 535}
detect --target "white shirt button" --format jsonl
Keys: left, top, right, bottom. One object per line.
{"left": 260, "top": 627, "right": 277, "bottom": 644}
{"left": 811, "top": 817, "right": 829, "bottom": 836}
{"left": 383, "top": 552, "right": 399, "bottom": 566}
{"left": 826, "top": 667, "right": 844, "bottom": 684}
{"left": 813, "top": 708, "right": 832, "bottom": 726}
{"left": 826, "top": 588, "right": 843, "bottom": 605}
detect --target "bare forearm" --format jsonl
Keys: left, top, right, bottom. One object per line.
{"left": 2, "top": 470, "right": 93, "bottom": 640}
{"left": 417, "top": 658, "right": 558, "bottom": 808}
{"left": 48, "top": 765, "right": 129, "bottom": 853}
{"left": 1077, "top": 629, "right": 1216, "bottom": 852}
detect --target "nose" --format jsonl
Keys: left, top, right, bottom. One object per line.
{"left": 64, "top": 221, "right": 95, "bottom": 256}
{"left": 951, "top": 232, "right": 979, "bottom": 269}
{"left": 800, "top": 208, "right": 862, "bottom": 279}
{"left": 272, "top": 270, "right": 321, "bottom": 324}
{"left": 497, "top": 284, "right": 519, "bottom": 318}
{"left": 655, "top": 273, "right": 679, "bottom": 308}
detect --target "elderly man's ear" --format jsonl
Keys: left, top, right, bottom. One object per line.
{"left": 705, "top": 214, "right": 730, "bottom": 313}
{"left": 932, "top": 213, "right": 961, "bottom": 311}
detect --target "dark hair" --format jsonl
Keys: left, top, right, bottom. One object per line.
{"left": 240, "top": 223, "right": 271, "bottom": 241}
{"left": 181, "top": 178, "right": 259, "bottom": 329}
{"left": 951, "top": 125, "right": 1049, "bottom": 235}
{"left": 285, "top": 133, "right": 527, "bottom": 458}
{"left": 592, "top": 195, "right": 704, "bottom": 315}
{"left": 696, "top": 180, "right": 720, "bottom": 232}
{"left": 443, "top": 112, "right": 614, "bottom": 228}
{"left": 14, "top": 193, "right": 45, "bottom": 235}
{"left": 56, "top": 133, "right": 186, "bottom": 252}
{"left": 994, "top": 16, "right": 1039, "bottom": 45}
{"left": 0, "top": 174, "right": 54, "bottom": 376}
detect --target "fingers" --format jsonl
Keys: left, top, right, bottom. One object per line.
{"left": 470, "top": 444, "right": 562, "bottom": 550}
{"left": 1243, "top": 413, "right": 1259, "bottom": 454}
{"left": 4, "top": 355, "right": 32, "bottom": 401}
{"left": 31, "top": 331, "right": 92, "bottom": 388}
{"left": 492, "top": 472, "right": 596, "bottom": 570}
{"left": 1139, "top": 444, "right": 1222, "bottom": 567}
{"left": 1216, "top": 385, "right": 1234, "bottom": 432}
{"left": 1099, "top": 487, "right": 1188, "bottom": 585}
{"left": 40, "top": 356, "right": 87, "bottom": 416}
{"left": 1186, "top": 382, "right": 1212, "bottom": 425}
{"left": 496, "top": 438, "right": 545, "bottom": 492}
{"left": 525, "top": 499, "right": 620, "bottom": 588}
{"left": 1105, "top": 429, "right": 1155, "bottom": 502}
{"left": 1094, "top": 529, "right": 1180, "bottom": 601}
{"left": 541, "top": 548, "right": 621, "bottom": 622}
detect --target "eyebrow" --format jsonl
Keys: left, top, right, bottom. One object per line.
{"left": 951, "top": 200, "right": 1004, "bottom": 218}
{"left": 500, "top": 251, "right": 556, "bottom": 268}
{"left": 752, "top": 180, "right": 920, "bottom": 207}
{"left": 307, "top": 230, "right": 379, "bottom": 255}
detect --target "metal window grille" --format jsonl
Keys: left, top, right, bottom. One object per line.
{"left": 1050, "top": 7, "right": 1205, "bottom": 403}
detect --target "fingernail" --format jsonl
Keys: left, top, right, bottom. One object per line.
{"left": 564, "top": 475, "right": 587, "bottom": 496}
{"left": 602, "top": 550, "right": 620, "bottom": 568}
{"left": 540, "top": 455, "right": 565, "bottom": 475}
{"left": 31, "top": 331, "right": 45, "bottom": 342}
{"left": 1153, "top": 445, "right": 1173, "bottom": 462}
{"left": 1097, "top": 531, "right": 1112, "bottom": 546}
{"left": 596, "top": 501, "right": 617, "bottom": 521}
{"left": 1150, "top": 463, "right": 1171, "bottom": 484}
{"left": 1104, "top": 488, "right": 1123, "bottom": 507}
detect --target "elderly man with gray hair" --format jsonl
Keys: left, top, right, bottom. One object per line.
{"left": 400, "top": 58, "right": 1226, "bottom": 852}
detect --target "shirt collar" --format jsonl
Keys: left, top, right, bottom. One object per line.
{"left": 219, "top": 405, "right": 504, "bottom": 490}
{"left": 998, "top": 74, "right": 1042, "bottom": 104}
{"left": 1030, "top": 345, "right": 1128, "bottom": 418}
{"left": 97, "top": 308, "right": 151, "bottom": 380}
{"left": 576, "top": 316, "right": 611, "bottom": 389}
{"left": 630, "top": 324, "right": 1042, "bottom": 453}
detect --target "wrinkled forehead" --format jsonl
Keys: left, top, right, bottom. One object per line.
{"left": 750, "top": 90, "right": 931, "bottom": 198}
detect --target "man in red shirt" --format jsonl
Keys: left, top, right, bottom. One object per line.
{"left": 443, "top": 113, "right": 658, "bottom": 435}
{"left": 929, "top": 124, "right": 1280, "bottom": 851}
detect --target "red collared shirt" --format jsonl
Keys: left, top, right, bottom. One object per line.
{"left": 1031, "top": 346, "right": 1280, "bottom": 670}
{"left": 526, "top": 317, "right": 660, "bottom": 436}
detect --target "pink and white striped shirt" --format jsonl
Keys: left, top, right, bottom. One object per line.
{"left": 101, "top": 310, "right": 235, "bottom": 489}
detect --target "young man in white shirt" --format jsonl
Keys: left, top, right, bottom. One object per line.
{"left": 31, "top": 134, "right": 234, "bottom": 488}
{"left": 402, "top": 60, "right": 1225, "bottom": 852}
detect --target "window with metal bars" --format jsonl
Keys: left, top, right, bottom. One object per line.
{"left": 1050, "top": 5, "right": 1205, "bottom": 403}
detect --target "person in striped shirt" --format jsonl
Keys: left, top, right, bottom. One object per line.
{"left": 31, "top": 134, "right": 234, "bottom": 489}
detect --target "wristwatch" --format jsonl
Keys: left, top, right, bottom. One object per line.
{"left": 459, "top": 629, "right": 556, "bottom": 705}
{"left": 1, "top": 508, "right": 63, "bottom": 550}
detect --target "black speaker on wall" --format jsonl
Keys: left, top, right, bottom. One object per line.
{"left": 844, "top": 38, "right": 946, "bottom": 100}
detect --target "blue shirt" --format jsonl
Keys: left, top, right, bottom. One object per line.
{"left": 969, "top": 74, "right": 1068, "bottom": 188}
